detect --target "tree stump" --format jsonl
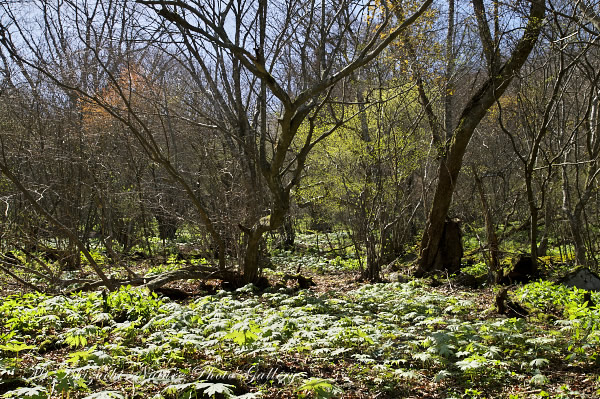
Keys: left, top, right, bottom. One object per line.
{"left": 501, "top": 255, "right": 537, "bottom": 285}
{"left": 432, "top": 218, "right": 463, "bottom": 274}
{"left": 496, "top": 286, "right": 528, "bottom": 318}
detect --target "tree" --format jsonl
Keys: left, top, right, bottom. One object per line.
{"left": 0, "top": 0, "right": 156, "bottom": 290}
{"left": 134, "top": 0, "right": 433, "bottom": 283}
{"left": 0, "top": 0, "right": 433, "bottom": 288}
{"left": 296, "top": 80, "right": 428, "bottom": 281}
{"left": 416, "top": 0, "right": 546, "bottom": 276}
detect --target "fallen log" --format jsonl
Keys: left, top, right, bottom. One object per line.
{"left": 281, "top": 273, "right": 316, "bottom": 289}
{"left": 63, "top": 265, "right": 240, "bottom": 295}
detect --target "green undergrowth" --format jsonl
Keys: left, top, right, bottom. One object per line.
{"left": 270, "top": 251, "right": 361, "bottom": 274}
{"left": 1, "top": 280, "right": 599, "bottom": 398}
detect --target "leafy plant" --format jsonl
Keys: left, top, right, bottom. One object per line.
{"left": 0, "top": 341, "right": 37, "bottom": 371}
{"left": 64, "top": 325, "right": 98, "bottom": 348}
{"left": 81, "top": 392, "right": 125, "bottom": 399}
{"left": 224, "top": 321, "right": 262, "bottom": 347}
{"left": 51, "top": 369, "right": 89, "bottom": 395}
{"left": 1, "top": 273, "right": 599, "bottom": 397}
{"left": 163, "top": 381, "right": 235, "bottom": 399}
{"left": 295, "top": 378, "right": 343, "bottom": 399}
{"left": 1, "top": 386, "right": 48, "bottom": 399}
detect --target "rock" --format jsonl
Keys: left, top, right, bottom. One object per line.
{"left": 560, "top": 267, "right": 600, "bottom": 291}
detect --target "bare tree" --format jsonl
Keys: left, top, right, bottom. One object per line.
{"left": 133, "top": 0, "right": 433, "bottom": 283}
{"left": 416, "top": 0, "right": 546, "bottom": 276}
{"left": 0, "top": 0, "right": 433, "bottom": 288}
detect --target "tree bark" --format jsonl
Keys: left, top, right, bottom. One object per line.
{"left": 472, "top": 167, "right": 501, "bottom": 283}
{"left": 445, "top": 0, "right": 455, "bottom": 140}
{"left": 364, "top": 233, "right": 381, "bottom": 282}
{"left": 526, "top": 175, "right": 540, "bottom": 274}
{"left": 242, "top": 228, "right": 263, "bottom": 285}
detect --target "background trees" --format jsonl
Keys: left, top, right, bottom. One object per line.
{"left": 0, "top": 0, "right": 433, "bottom": 287}
{"left": 1, "top": 0, "right": 600, "bottom": 291}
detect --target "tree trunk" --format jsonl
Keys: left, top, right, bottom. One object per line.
{"left": 524, "top": 166, "right": 540, "bottom": 274}
{"left": 242, "top": 229, "right": 263, "bottom": 284}
{"left": 529, "top": 205, "right": 539, "bottom": 274}
{"left": 568, "top": 211, "right": 588, "bottom": 267}
{"left": 156, "top": 212, "right": 178, "bottom": 241}
{"left": 432, "top": 219, "right": 463, "bottom": 274}
{"left": 416, "top": 0, "right": 545, "bottom": 276}
{"left": 364, "top": 233, "right": 381, "bottom": 282}
{"left": 472, "top": 167, "right": 500, "bottom": 283}
{"left": 562, "top": 162, "right": 589, "bottom": 267}
{"left": 444, "top": 0, "right": 455, "bottom": 140}
{"left": 281, "top": 216, "right": 295, "bottom": 249}
{"left": 418, "top": 157, "right": 458, "bottom": 275}
{"left": 240, "top": 201, "right": 288, "bottom": 284}
{"left": 537, "top": 200, "right": 551, "bottom": 257}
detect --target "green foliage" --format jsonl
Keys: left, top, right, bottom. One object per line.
{"left": 1, "top": 275, "right": 599, "bottom": 397}
{"left": 163, "top": 381, "right": 235, "bottom": 399}
{"left": 293, "top": 86, "right": 428, "bottom": 257}
{"left": 461, "top": 262, "right": 488, "bottom": 277}
{"left": 81, "top": 392, "right": 125, "bottom": 399}
{"left": 517, "top": 280, "right": 600, "bottom": 361}
{"left": 80, "top": 249, "right": 109, "bottom": 266}
{"left": 0, "top": 341, "right": 37, "bottom": 371}
{"left": 295, "top": 378, "right": 343, "bottom": 399}
{"left": 0, "top": 341, "right": 37, "bottom": 354}
{"left": 224, "top": 321, "right": 262, "bottom": 347}
{"left": 105, "top": 286, "right": 165, "bottom": 323}
{"left": 1, "top": 386, "right": 48, "bottom": 399}
{"left": 65, "top": 325, "right": 99, "bottom": 348}
{"left": 52, "top": 369, "right": 89, "bottom": 394}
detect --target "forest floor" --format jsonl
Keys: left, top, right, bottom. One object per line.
{"left": 1, "top": 240, "right": 600, "bottom": 399}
